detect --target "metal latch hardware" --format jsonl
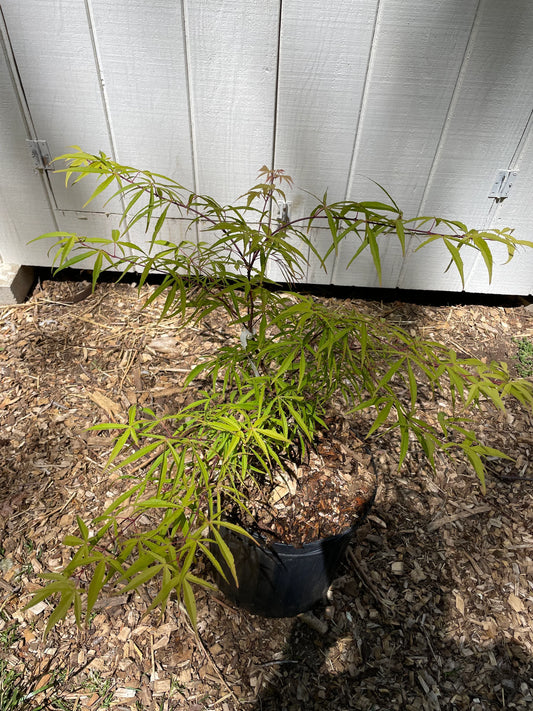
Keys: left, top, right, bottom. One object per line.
{"left": 26, "top": 139, "right": 52, "bottom": 171}
{"left": 488, "top": 169, "right": 518, "bottom": 199}
{"left": 277, "top": 201, "right": 291, "bottom": 224}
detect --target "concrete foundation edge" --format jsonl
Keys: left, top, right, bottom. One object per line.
{"left": 0, "top": 264, "right": 35, "bottom": 304}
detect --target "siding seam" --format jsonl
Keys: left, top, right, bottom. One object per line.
{"left": 344, "top": 0, "right": 382, "bottom": 202}
{"left": 181, "top": 0, "right": 200, "bottom": 245}
{"left": 271, "top": 0, "right": 283, "bottom": 174}
{"left": 413, "top": 0, "right": 483, "bottom": 220}
{"left": 0, "top": 6, "right": 59, "bottom": 227}
{"left": 332, "top": 0, "right": 382, "bottom": 284}
{"left": 83, "top": 0, "right": 119, "bottom": 163}
{"left": 397, "top": 0, "right": 483, "bottom": 290}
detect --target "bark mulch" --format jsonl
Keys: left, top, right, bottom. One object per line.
{"left": 1, "top": 279, "right": 532, "bottom": 710}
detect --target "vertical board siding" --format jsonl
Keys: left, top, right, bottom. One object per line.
{"left": 474, "top": 113, "right": 533, "bottom": 296}
{"left": 184, "top": 1, "right": 279, "bottom": 202}
{"left": 89, "top": 0, "right": 195, "bottom": 185}
{"left": 0, "top": 11, "right": 56, "bottom": 264}
{"left": 274, "top": 0, "right": 379, "bottom": 284}
{"left": 88, "top": 0, "right": 197, "bottom": 250}
{"left": 181, "top": 0, "right": 280, "bottom": 266}
{"left": 0, "top": 1, "right": 115, "bottom": 213}
{"left": 1, "top": 1, "right": 533, "bottom": 294}
{"left": 331, "top": 0, "right": 480, "bottom": 288}
{"left": 275, "top": 0, "right": 378, "bottom": 207}
{"left": 400, "top": 1, "right": 533, "bottom": 294}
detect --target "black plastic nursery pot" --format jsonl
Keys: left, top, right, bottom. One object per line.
{"left": 212, "top": 475, "right": 377, "bottom": 618}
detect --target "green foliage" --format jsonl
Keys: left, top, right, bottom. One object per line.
{"left": 85, "top": 670, "right": 114, "bottom": 708}
{"left": 513, "top": 336, "right": 533, "bottom": 377}
{"left": 0, "top": 622, "right": 20, "bottom": 649}
{"left": 27, "top": 148, "right": 533, "bottom": 634}
{"left": 0, "top": 659, "right": 72, "bottom": 711}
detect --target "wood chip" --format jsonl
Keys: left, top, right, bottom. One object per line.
{"left": 27, "top": 601, "right": 48, "bottom": 615}
{"left": 115, "top": 687, "right": 137, "bottom": 698}
{"left": 85, "top": 390, "right": 122, "bottom": 418}
{"left": 427, "top": 505, "right": 492, "bottom": 532}
{"left": 148, "top": 336, "right": 178, "bottom": 353}
{"left": 391, "top": 561, "right": 404, "bottom": 575}
{"left": 455, "top": 592, "right": 465, "bottom": 615}
{"left": 153, "top": 678, "right": 171, "bottom": 694}
{"left": 297, "top": 612, "right": 328, "bottom": 635}
{"left": 508, "top": 592, "right": 526, "bottom": 613}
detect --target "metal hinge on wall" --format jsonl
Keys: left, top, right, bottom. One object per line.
{"left": 488, "top": 169, "right": 518, "bottom": 199}
{"left": 277, "top": 200, "right": 291, "bottom": 224}
{"left": 26, "top": 139, "right": 52, "bottom": 171}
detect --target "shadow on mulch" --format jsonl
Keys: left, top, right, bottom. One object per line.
{"left": 203, "top": 482, "right": 533, "bottom": 711}
{"left": 250, "top": 626, "right": 530, "bottom": 711}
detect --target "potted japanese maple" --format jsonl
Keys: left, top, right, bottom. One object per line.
{"left": 27, "top": 149, "right": 533, "bottom": 632}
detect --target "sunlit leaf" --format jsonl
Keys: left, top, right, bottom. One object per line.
{"left": 86, "top": 559, "right": 106, "bottom": 622}
{"left": 182, "top": 577, "right": 197, "bottom": 628}
{"left": 44, "top": 588, "right": 75, "bottom": 637}
{"left": 82, "top": 174, "right": 115, "bottom": 208}
{"left": 209, "top": 525, "right": 237, "bottom": 585}
{"left": 120, "top": 563, "right": 164, "bottom": 592}
{"left": 443, "top": 238, "right": 465, "bottom": 286}
{"left": 464, "top": 448, "right": 486, "bottom": 494}
{"left": 472, "top": 234, "right": 494, "bottom": 282}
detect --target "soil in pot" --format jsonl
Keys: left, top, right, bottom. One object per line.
{"left": 229, "top": 413, "right": 377, "bottom": 546}
{"left": 212, "top": 414, "right": 378, "bottom": 617}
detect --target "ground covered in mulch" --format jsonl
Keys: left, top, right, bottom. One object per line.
{"left": 1, "top": 279, "right": 533, "bottom": 710}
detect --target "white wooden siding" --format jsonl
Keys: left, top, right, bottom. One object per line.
{"left": 1, "top": 0, "right": 533, "bottom": 294}
{"left": 0, "top": 4, "right": 57, "bottom": 265}
{"left": 400, "top": 1, "right": 533, "bottom": 294}
{"left": 184, "top": 1, "right": 279, "bottom": 200}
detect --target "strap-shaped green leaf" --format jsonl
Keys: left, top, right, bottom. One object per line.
{"left": 471, "top": 233, "right": 494, "bottom": 283}
{"left": 208, "top": 525, "right": 237, "bottom": 585}
{"left": 44, "top": 587, "right": 75, "bottom": 638}
{"left": 397, "top": 408, "right": 410, "bottom": 469}
{"left": 443, "top": 237, "right": 465, "bottom": 287}
{"left": 85, "top": 560, "right": 107, "bottom": 623}
{"left": 23, "top": 579, "right": 69, "bottom": 610}
{"left": 367, "top": 399, "right": 393, "bottom": 436}
{"left": 464, "top": 448, "right": 486, "bottom": 494}
{"left": 82, "top": 174, "right": 115, "bottom": 208}
{"left": 120, "top": 563, "right": 164, "bottom": 592}
{"left": 182, "top": 577, "right": 197, "bottom": 628}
